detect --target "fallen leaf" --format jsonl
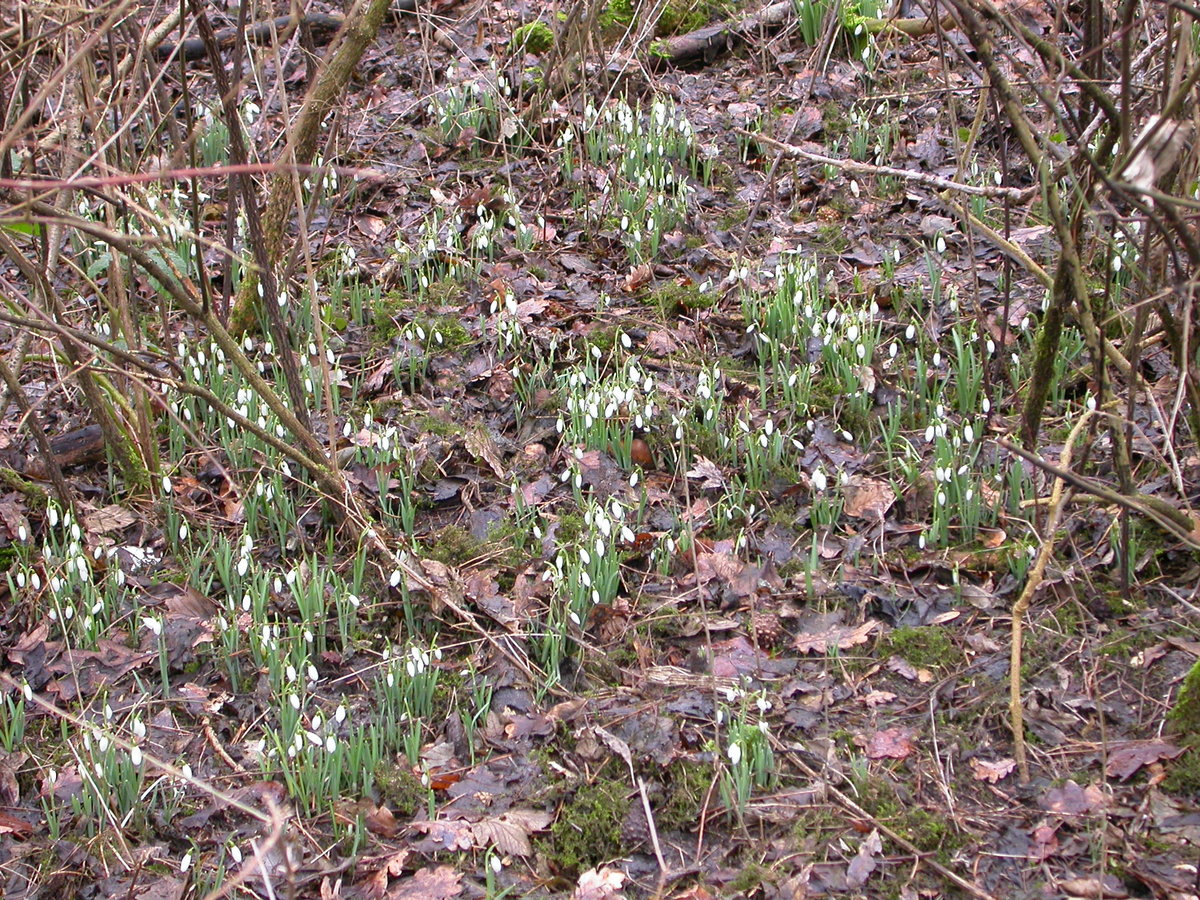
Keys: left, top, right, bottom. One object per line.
{"left": 686, "top": 456, "right": 725, "bottom": 489}
{"left": 0, "top": 809, "right": 35, "bottom": 836}
{"left": 472, "top": 809, "right": 553, "bottom": 856}
{"left": 861, "top": 727, "right": 916, "bottom": 760}
{"left": 365, "top": 805, "right": 398, "bottom": 838}
{"left": 1104, "top": 741, "right": 1185, "bottom": 781}
{"left": 410, "top": 819, "right": 474, "bottom": 852}
{"left": 969, "top": 757, "right": 1016, "bottom": 783}
{"left": 846, "top": 829, "right": 882, "bottom": 888}
{"left": 793, "top": 619, "right": 879, "bottom": 654}
{"left": 841, "top": 476, "right": 895, "bottom": 520}
{"left": 573, "top": 867, "right": 627, "bottom": 900}
{"left": 386, "top": 865, "right": 461, "bottom": 900}
{"left": 1038, "top": 781, "right": 1109, "bottom": 816}
{"left": 1056, "top": 875, "right": 1129, "bottom": 898}
{"left": 623, "top": 264, "right": 653, "bottom": 292}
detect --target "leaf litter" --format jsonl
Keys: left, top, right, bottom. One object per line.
{"left": 0, "top": 1, "right": 1196, "bottom": 899}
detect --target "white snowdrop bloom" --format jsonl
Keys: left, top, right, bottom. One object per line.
{"left": 130, "top": 746, "right": 143, "bottom": 767}
{"left": 728, "top": 742, "right": 742, "bottom": 766}
{"left": 905, "top": 324, "right": 916, "bottom": 340}
{"left": 964, "top": 424, "right": 975, "bottom": 443}
{"left": 389, "top": 570, "right": 402, "bottom": 587}
{"left": 289, "top": 694, "right": 301, "bottom": 711}
{"left": 180, "top": 851, "right": 193, "bottom": 873}
{"left": 812, "top": 468, "right": 828, "bottom": 492}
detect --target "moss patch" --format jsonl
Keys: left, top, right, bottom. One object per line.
{"left": 373, "top": 761, "right": 427, "bottom": 817}
{"left": 538, "top": 776, "right": 629, "bottom": 876}
{"left": 879, "top": 626, "right": 962, "bottom": 671}
{"left": 511, "top": 21, "right": 554, "bottom": 54}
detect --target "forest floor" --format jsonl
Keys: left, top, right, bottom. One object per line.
{"left": 0, "top": 1, "right": 1198, "bottom": 899}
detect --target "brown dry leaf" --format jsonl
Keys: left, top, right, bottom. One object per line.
{"left": 1104, "top": 741, "right": 1185, "bottom": 781}
{"left": 48, "top": 641, "right": 155, "bottom": 702}
{"left": 861, "top": 727, "right": 916, "bottom": 760}
{"left": 644, "top": 329, "right": 680, "bottom": 356}
{"left": 978, "top": 527, "right": 1006, "bottom": 549}
{"left": 0, "top": 496, "right": 30, "bottom": 542}
{"left": 465, "top": 425, "right": 506, "bottom": 478}
{"left": 623, "top": 264, "right": 653, "bottom": 292}
{"left": 793, "top": 619, "right": 879, "bottom": 654}
{"left": 573, "top": 867, "right": 628, "bottom": 900}
{"left": 1038, "top": 781, "right": 1109, "bottom": 816}
{"left": 1031, "top": 823, "right": 1059, "bottom": 861}
{"left": 859, "top": 690, "right": 897, "bottom": 707}
{"left": 386, "top": 865, "right": 462, "bottom": 900}
{"left": 365, "top": 805, "right": 398, "bottom": 838}
{"left": 841, "top": 476, "right": 895, "bottom": 520}
{"left": 969, "top": 757, "right": 1016, "bottom": 783}
{"left": 685, "top": 456, "right": 725, "bottom": 489}
{"left": 1056, "top": 875, "right": 1128, "bottom": 899}
{"left": 845, "top": 829, "right": 882, "bottom": 889}
{"left": 472, "top": 809, "right": 553, "bottom": 856}
{"left": 410, "top": 819, "right": 474, "bottom": 852}
{"left": 0, "top": 809, "right": 35, "bottom": 836}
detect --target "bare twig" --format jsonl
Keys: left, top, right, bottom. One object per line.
{"left": 1008, "top": 409, "right": 1091, "bottom": 783}
{"left": 737, "top": 130, "right": 1038, "bottom": 201}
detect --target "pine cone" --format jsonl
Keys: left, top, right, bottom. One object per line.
{"left": 750, "top": 610, "right": 784, "bottom": 648}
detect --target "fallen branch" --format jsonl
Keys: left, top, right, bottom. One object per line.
{"left": 153, "top": 12, "right": 346, "bottom": 61}
{"left": 1007, "top": 410, "right": 1089, "bottom": 783}
{"left": 650, "top": 1, "right": 956, "bottom": 68}
{"left": 150, "top": 1, "right": 425, "bottom": 62}
{"left": 997, "top": 438, "right": 1200, "bottom": 550}
{"left": 739, "top": 130, "right": 1038, "bottom": 202}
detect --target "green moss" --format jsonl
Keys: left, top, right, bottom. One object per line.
{"left": 650, "top": 281, "right": 717, "bottom": 316}
{"left": 511, "top": 21, "right": 555, "bottom": 54}
{"left": 655, "top": 760, "right": 712, "bottom": 832}
{"left": 657, "top": 0, "right": 731, "bottom": 35}
{"left": 854, "top": 775, "right": 965, "bottom": 865}
{"left": 423, "top": 525, "right": 482, "bottom": 567}
{"left": 1169, "top": 658, "right": 1200, "bottom": 736}
{"left": 814, "top": 222, "right": 850, "bottom": 253}
{"left": 373, "top": 761, "right": 427, "bottom": 816}
{"left": 718, "top": 205, "right": 750, "bottom": 230}
{"left": 600, "top": 0, "right": 635, "bottom": 29}
{"left": 878, "top": 626, "right": 962, "bottom": 671}
{"left": 538, "top": 776, "right": 629, "bottom": 876}
{"left": 726, "top": 861, "right": 775, "bottom": 895}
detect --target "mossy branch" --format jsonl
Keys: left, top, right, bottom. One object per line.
{"left": 228, "top": 0, "right": 395, "bottom": 337}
